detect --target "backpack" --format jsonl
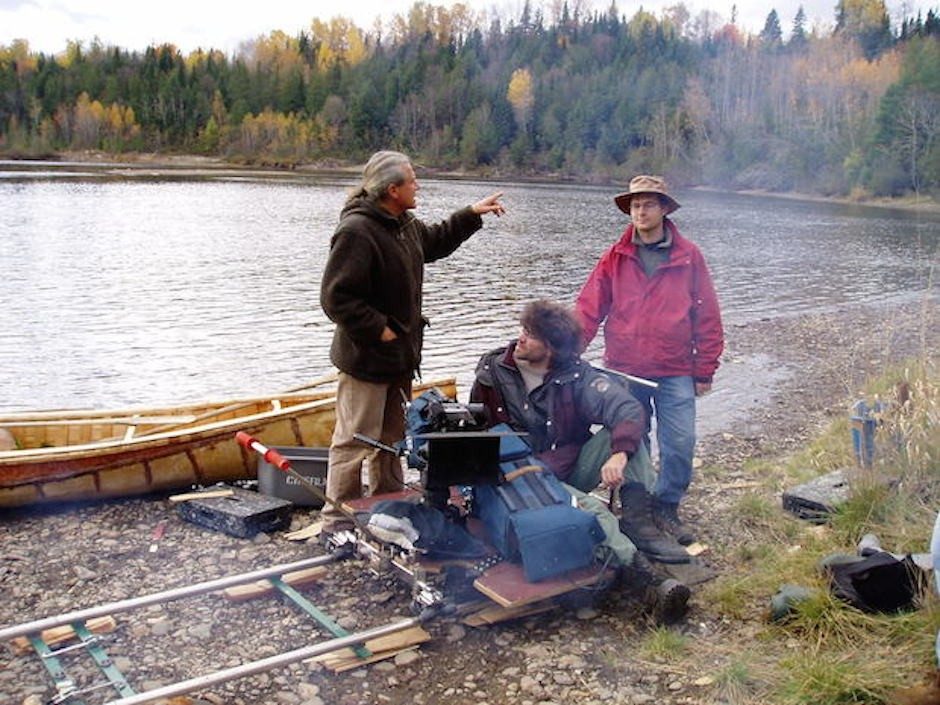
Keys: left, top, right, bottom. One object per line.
{"left": 472, "top": 426, "right": 604, "bottom": 582}
{"left": 824, "top": 551, "right": 926, "bottom": 613}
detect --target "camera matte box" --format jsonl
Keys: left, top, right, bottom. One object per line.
{"left": 177, "top": 485, "right": 293, "bottom": 538}
{"left": 416, "top": 432, "right": 501, "bottom": 489}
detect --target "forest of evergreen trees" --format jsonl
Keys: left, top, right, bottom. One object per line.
{"left": 2, "top": 0, "right": 939, "bottom": 198}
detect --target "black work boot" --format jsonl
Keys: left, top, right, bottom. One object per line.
{"left": 622, "top": 551, "right": 691, "bottom": 624}
{"left": 619, "top": 482, "right": 691, "bottom": 564}
{"left": 652, "top": 500, "right": 696, "bottom": 546}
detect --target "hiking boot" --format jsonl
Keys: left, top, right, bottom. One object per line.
{"left": 619, "top": 483, "right": 691, "bottom": 564}
{"left": 652, "top": 500, "right": 696, "bottom": 546}
{"left": 622, "top": 552, "right": 691, "bottom": 624}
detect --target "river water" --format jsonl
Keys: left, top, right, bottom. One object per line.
{"left": 1, "top": 161, "right": 937, "bottom": 437}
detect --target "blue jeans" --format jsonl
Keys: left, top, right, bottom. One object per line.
{"left": 931, "top": 510, "right": 940, "bottom": 666}
{"left": 629, "top": 376, "right": 696, "bottom": 506}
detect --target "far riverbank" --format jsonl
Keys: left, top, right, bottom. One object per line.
{"left": 5, "top": 150, "right": 939, "bottom": 215}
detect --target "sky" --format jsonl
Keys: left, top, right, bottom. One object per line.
{"left": 0, "top": 0, "right": 932, "bottom": 55}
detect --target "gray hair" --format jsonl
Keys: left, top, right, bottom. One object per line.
{"left": 348, "top": 150, "right": 411, "bottom": 203}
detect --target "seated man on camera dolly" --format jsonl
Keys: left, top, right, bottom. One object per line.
{"left": 305, "top": 301, "right": 692, "bottom": 623}
{"left": 469, "top": 299, "right": 692, "bottom": 623}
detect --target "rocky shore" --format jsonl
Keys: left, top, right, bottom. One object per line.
{"left": 1, "top": 299, "right": 936, "bottom": 705}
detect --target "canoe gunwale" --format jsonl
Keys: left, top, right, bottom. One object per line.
{"left": 0, "top": 396, "right": 338, "bottom": 464}
{"left": 0, "top": 389, "right": 340, "bottom": 424}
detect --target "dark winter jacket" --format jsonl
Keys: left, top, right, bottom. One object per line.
{"left": 469, "top": 341, "right": 647, "bottom": 481}
{"left": 575, "top": 219, "right": 724, "bottom": 383}
{"left": 320, "top": 197, "right": 482, "bottom": 382}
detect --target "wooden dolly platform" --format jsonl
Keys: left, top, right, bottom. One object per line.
{"left": 343, "top": 490, "right": 616, "bottom": 625}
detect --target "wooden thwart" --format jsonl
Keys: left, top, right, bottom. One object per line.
{"left": 134, "top": 373, "right": 340, "bottom": 439}
{"left": 307, "top": 625, "right": 430, "bottom": 672}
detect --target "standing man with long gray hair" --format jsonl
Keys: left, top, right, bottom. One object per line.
{"left": 319, "top": 150, "right": 505, "bottom": 536}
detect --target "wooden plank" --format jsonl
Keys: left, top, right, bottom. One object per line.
{"left": 307, "top": 625, "right": 430, "bottom": 672}
{"left": 220, "top": 566, "right": 329, "bottom": 601}
{"left": 284, "top": 521, "right": 322, "bottom": 541}
{"left": 472, "top": 562, "right": 614, "bottom": 609}
{"left": 462, "top": 601, "right": 557, "bottom": 627}
{"left": 169, "top": 489, "right": 236, "bottom": 503}
{"left": 10, "top": 615, "right": 117, "bottom": 654}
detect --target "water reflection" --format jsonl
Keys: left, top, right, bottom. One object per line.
{"left": 0, "top": 167, "right": 937, "bottom": 431}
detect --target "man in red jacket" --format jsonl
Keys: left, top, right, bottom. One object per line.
{"left": 575, "top": 175, "right": 723, "bottom": 546}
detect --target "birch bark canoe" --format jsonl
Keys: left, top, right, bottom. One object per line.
{"left": 0, "top": 378, "right": 457, "bottom": 508}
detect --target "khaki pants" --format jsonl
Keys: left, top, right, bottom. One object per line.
{"left": 322, "top": 372, "right": 412, "bottom": 530}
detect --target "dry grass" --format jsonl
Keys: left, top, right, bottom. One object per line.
{"left": 695, "top": 358, "right": 939, "bottom": 705}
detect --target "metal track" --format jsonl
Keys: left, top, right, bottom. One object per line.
{"left": 107, "top": 617, "right": 423, "bottom": 705}
{"left": 0, "top": 556, "right": 335, "bottom": 642}
{"left": 1, "top": 553, "right": 433, "bottom": 705}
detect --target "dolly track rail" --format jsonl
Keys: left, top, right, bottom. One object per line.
{"left": 0, "top": 554, "right": 433, "bottom": 705}
{"left": 0, "top": 556, "right": 336, "bottom": 641}
{"left": 105, "top": 616, "right": 423, "bottom": 705}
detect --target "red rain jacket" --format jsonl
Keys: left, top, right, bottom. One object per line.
{"left": 575, "top": 220, "right": 724, "bottom": 382}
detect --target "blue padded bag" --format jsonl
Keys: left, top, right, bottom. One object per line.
{"left": 474, "top": 426, "right": 604, "bottom": 582}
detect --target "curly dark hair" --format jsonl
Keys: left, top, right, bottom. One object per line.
{"left": 520, "top": 299, "right": 583, "bottom": 366}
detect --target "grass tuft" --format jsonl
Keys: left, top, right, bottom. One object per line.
{"left": 640, "top": 626, "right": 689, "bottom": 660}
{"left": 714, "top": 657, "right": 770, "bottom": 705}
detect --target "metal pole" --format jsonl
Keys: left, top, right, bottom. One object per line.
{"left": 105, "top": 617, "right": 422, "bottom": 705}
{"left": 0, "top": 555, "right": 336, "bottom": 641}
{"left": 597, "top": 367, "right": 659, "bottom": 388}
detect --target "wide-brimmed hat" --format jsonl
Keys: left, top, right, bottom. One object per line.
{"left": 614, "top": 175, "right": 681, "bottom": 215}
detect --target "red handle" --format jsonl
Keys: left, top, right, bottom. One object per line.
{"left": 234, "top": 431, "right": 291, "bottom": 472}
{"left": 263, "top": 448, "right": 290, "bottom": 472}
{"left": 235, "top": 431, "right": 255, "bottom": 449}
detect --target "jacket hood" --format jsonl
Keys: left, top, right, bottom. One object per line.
{"left": 340, "top": 196, "right": 410, "bottom": 227}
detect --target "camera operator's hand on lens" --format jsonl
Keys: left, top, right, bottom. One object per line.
{"left": 600, "top": 451, "right": 627, "bottom": 489}
{"left": 472, "top": 192, "right": 506, "bottom": 217}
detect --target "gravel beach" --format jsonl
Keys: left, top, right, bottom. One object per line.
{"left": 1, "top": 299, "right": 937, "bottom": 705}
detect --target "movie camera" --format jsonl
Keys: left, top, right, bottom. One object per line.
{"left": 418, "top": 398, "right": 489, "bottom": 433}
{"left": 353, "top": 391, "right": 503, "bottom": 508}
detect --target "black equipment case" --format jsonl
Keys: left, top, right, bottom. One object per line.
{"left": 177, "top": 485, "right": 293, "bottom": 538}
